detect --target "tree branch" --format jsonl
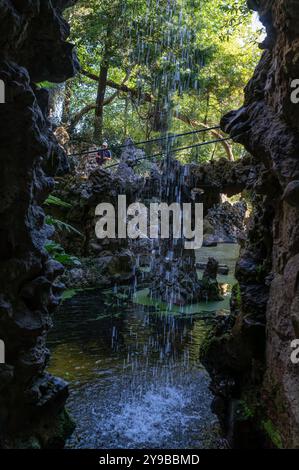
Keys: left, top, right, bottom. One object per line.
{"left": 175, "top": 113, "right": 234, "bottom": 161}
{"left": 81, "top": 69, "right": 153, "bottom": 103}
{"left": 68, "top": 71, "right": 130, "bottom": 131}
{"left": 74, "top": 70, "right": 234, "bottom": 160}
{"left": 69, "top": 103, "right": 96, "bottom": 131}
{"left": 68, "top": 88, "right": 125, "bottom": 131}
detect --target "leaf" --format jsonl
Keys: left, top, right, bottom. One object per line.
{"left": 45, "top": 241, "right": 81, "bottom": 267}
{"left": 44, "top": 195, "right": 72, "bottom": 208}
{"left": 45, "top": 216, "right": 83, "bottom": 237}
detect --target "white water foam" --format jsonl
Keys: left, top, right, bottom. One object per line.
{"left": 97, "top": 385, "right": 193, "bottom": 446}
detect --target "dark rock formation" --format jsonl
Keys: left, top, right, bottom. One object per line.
{"left": 149, "top": 250, "right": 201, "bottom": 306}
{"left": 202, "top": 258, "right": 223, "bottom": 301}
{"left": 196, "top": 262, "right": 229, "bottom": 276}
{"left": 148, "top": 157, "right": 223, "bottom": 305}
{"left": 150, "top": 250, "right": 223, "bottom": 306}
{"left": 201, "top": 0, "right": 299, "bottom": 449}
{"left": 46, "top": 143, "right": 151, "bottom": 290}
{"left": 204, "top": 201, "right": 247, "bottom": 244}
{"left": 188, "top": 155, "right": 259, "bottom": 209}
{"left": 0, "top": 0, "right": 79, "bottom": 448}
{"left": 49, "top": 145, "right": 146, "bottom": 258}
{"left": 61, "top": 250, "right": 138, "bottom": 289}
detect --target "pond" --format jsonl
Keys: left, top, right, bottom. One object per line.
{"left": 47, "top": 243, "right": 239, "bottom": 449}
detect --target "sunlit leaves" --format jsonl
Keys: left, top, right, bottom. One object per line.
{"left": 63, "top": 0, "right": 261, "bottom": 160}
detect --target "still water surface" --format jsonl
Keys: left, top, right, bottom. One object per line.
{"left": 48, "top": 244, "right": 239, "bottom": 449}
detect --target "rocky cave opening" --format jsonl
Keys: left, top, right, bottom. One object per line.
{"left": 0, "top": 0, "right": 299, "bottom": 450}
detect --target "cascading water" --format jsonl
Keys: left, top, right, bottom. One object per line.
{"left": 49, "top": 83, "right": 66, "bottom": 126}
{"left": 47, "top": 245, "right": 239, "bottom": 449}
{"left": 45, "top": 0, "right": 240, "bottom": 450}
{"left": 149, "top": 156, "right": 220, "bottom": 306}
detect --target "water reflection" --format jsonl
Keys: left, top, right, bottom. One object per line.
{"left": 48, "top": 288, "right": 211, "bottom": 385}
{"left": 48, "top": 244, "right": 238, "bottom": 448}
{"left": 48, "top": 288, "right": 219, "bottom": 448}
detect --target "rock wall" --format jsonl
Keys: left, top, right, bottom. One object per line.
{"left": 188, "top": 155, "right": 258, "bottom": 199}
{"left": 202, "top": 0, "right": 299, "bottom": 448}
{"left": 205, "top": 201, "right": 247, "bottom": 244}
{"left": 0, "top": 0, "right": 79, "bottom": 448}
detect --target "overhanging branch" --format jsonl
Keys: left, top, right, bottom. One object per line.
{"left": 72, "top": 70, "right": 234, "bottom": 160}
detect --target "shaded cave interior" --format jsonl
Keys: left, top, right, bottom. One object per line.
{"left": 0, "top": 0, "right": 299, "bottom": 449}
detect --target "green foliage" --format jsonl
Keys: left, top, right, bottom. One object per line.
{"left": 44, "top": 195, "right": 72, "bottom": 208}
{"left": 232, "top": 282, "right": 242, "bottom": 307}
{"left": 44, "top": 191, "right": 84, "bottom": 269}
{"left": 61, "top": 288, "right": 96, "bottom": 301}
{"left": 36, "top": 81, "right": 57, "bottom": 89}
{"left": 238, "top": 400, "right": 254, "bottom": 419}
{"left": 262, "top": 420, "right": 283, "bottom": 449}
{"left": 44, "top": 194, "right": 82, "bottom": 266}
{"left": 45, "top": 241, "right": 81, "bottom": 267}
{"left": 62, "top": 289, "right": 78, "bottom": 301}
{"left": 46, "top": 215, "right": 83, "bottom": 237}
{"left": 62, "top": 0, "right": 263, "bottom": 161}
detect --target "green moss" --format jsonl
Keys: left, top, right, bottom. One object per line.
{"left": 262, "top": 419, "right": 283, "bottom": 449}
{"left": 61, "top": 287, "right": 95, "bottom": 302}
{"left": 237, "top": 400, "right": 255, "bottom": 419}
{"left": 232, "top": 282, "right": 241, "bottom": 307}
{"left": 199, "top": 331, "right": 231, "bottom": 361}
{"left": 62, "top": 289, "right": 78, "bottom": 301}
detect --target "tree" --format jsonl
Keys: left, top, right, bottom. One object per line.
{"left": 68, "top": 0, "right": 145, "bottom": 141}
{"left": 58, "top": 0, "right": 262, "bottom": 161}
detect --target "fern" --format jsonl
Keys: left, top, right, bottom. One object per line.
{"left": 46, "top": 215, "right": 83, "bottom": 237}
{"left": 45, "top": 241, "right": 81, "bottom": 267}
{"left": 44, "top": 195, "right": 72, "bottom": 208}
{"left": 44, "top": 195, "right": 83, "bottom": 265}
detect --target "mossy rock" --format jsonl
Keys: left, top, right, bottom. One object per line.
{"left": 262, "top": 419, "right": 283, "bottom": 449}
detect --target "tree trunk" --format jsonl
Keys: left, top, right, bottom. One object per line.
{"left": 124, "top": 94, "right": 129, "bottom": 138}
{"left": 93, "top": 63, "right": 109, "bottom": 142}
